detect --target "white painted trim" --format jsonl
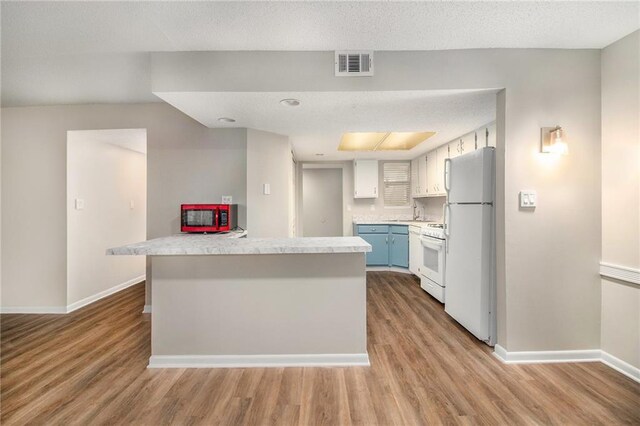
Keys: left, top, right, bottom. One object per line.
{"left": 494, "top": 345, "right": 639, "bottom": 384}
{"left": 492, "top": 345, "right": 600, "bottom": 364}
{"left": 366, "top": 266, "right": 412, "bottom": 274}
{"left": 2, "top": 275, "right": 146, "bottom": 314}
{"left": 148, "top": 353, "right": 370, "bottom": 369}
{"left": 142, "top": 304, "right": 152, "bottom": 313}
{"left": 0, "top": 305, "right": 67, "bottom": 314}
{"left": 66, "top": 275, "right": 146, "bottom": 313}
{"left": 601, "top": 351, "right": 640, "bottom": 383}
{"left": 600, "top": 262, "right": 640, "bottom": 286}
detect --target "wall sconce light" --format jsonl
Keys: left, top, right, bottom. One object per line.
{"left": 541, "top": 126, "right": 568, "bottom": 155}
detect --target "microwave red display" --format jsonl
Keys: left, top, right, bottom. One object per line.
{"left": 181, "top": 204, "right": 237, "bottom": 233}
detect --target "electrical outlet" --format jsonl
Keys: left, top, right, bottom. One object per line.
{"left": 221, "top": 195, "right": 233, "bottom": 204}
{"left": 519, "top": 190, "right": 537, "bottom": 208}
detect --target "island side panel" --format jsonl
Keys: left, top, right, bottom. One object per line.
{"left": 151, "top": 253, "right": 367, "bottom": 365}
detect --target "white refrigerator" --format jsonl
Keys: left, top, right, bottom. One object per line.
{"left": 443, "top": 147, "right": 496, "bottom": 345}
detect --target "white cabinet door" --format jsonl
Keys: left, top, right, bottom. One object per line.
{"left": 460, "top": 132, "right": 475, "bottom": 155}
{"left": 411, "top": 157, "right": 419, "bottom": 197}
{"left": 486, "top": 122, "right": 496, "bottom": 147}
{"left": 354, "top": 160, "right": 378, "bottom": 198}
{"left": 435, "top": 145, "right": 449, "bottom": 195}
{"left": 448, "top": 139, "right": 461, "bottom": 159}
{"left": 425, "top": 152, "right": 437, "bottom": 195}
{"left": 409, "top": 228, "right": 422, "bottom": 276}
{"left": 418, "top": 155, "right": 428, "bottom": 197}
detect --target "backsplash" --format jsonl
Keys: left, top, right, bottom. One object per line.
{"left": 352, "top": 213, "right": 414, "bottom": 222}
{"left": 414, "top": 196, "right": 447, "bottom": 222}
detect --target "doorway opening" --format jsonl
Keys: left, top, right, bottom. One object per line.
{"left": 301, "top": 165, "right": 344, "bottom": 237}
{"left": 66, "top": 128, "right": 147, "bottom": 309}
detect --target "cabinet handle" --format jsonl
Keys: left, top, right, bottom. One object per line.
{"left": 392, "top": 236, "right": 395, "bottom": 243}
{"left": 374, "top": 187, "right": 377, "bottom": 195}
{"left": 385, "top": 236, "right": 388, "bottom": 244}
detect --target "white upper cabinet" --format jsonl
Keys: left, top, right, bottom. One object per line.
{"left": 418, "top": 155, "right": 428, "bottom": 196}
{"left": 460, "top": 132, "right": 476, "bottom": 155}
{"left": 435, "top": 145, "right": 449, "bottom": 195}
{"left": 448, "top": 138, "right": 461, "bottom": 159}
{"left": 486, "top": 122, "right": 497, "bottom": 147}
{"left": 411, "top": 121, "right": 494, "bottom": 199}
{"left": 411, "top": 157, "right": 419, "bottom": 196}
{"left": 354, "top": 160, "right": 379, "bottom": 198}
{"left": 426, "top": 152, "right": 438, "bottom": 195}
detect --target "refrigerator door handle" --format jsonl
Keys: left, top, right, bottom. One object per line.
{"left": 444, "top": 158, "right": 452, "bottom": 195}
{"left": 443, "top": 202, "right": 451, "bottom": 254}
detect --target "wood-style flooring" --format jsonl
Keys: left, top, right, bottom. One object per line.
{"left": 2, "top": 272, "right": 639, "bottom": 425}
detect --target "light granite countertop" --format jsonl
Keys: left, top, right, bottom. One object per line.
{"left": 107, "top": 233, "right": 371, "bottom": 256}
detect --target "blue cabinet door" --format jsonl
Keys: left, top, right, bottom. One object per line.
{"left": 390, "top": 233, "right": 409, "bottom": 268}
{"left": 359, "top": 233, "right": 389, "bottom": 266}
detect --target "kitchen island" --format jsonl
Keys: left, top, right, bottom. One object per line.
{"left": 108, "top": 234, "right": 371, "bottom": 368}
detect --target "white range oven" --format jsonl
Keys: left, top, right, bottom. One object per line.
{"left": 420, "top": 224, "right": 446, "bottom": 303}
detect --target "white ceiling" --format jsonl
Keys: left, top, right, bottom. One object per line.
{"left": 2, "top": 1, "right": 638, "bottom": 106}
{"left": 156, "top": 90, "right": 497, "bottom": 161}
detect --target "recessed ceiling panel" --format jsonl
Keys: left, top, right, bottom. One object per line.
{"left": 338, "top": 132, "right": 387, "bottom": 151}
{"left": 378, "top": 132, "right": 436, "bottom": 151}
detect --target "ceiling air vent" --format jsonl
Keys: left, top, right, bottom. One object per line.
{"left": 335, "top": 51, "right": 374, "bottom": 77}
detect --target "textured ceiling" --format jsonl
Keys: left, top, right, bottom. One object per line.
{"left": 2, "top": 1, "right": 638, "bottom": 106}
{"left": 155, "top": 90, "right": 497, "bottom": 161}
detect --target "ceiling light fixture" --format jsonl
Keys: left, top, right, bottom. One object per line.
{"left": 280, "top": 98, "right": 301, "bottom": 107}
{"left": 541, "top": 126, "right": 568, "bottom": 155}
{"left": 338, "top": 131, "right": 436, "bottom": 151}
{"left": 218, "top": 117, "right": 236, "bottom": 123}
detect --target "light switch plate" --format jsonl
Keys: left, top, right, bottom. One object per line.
{"left": 221, "top": 195, "right": 233, "bottom": 204}
{"left": 130, "top": 200, "right": 135, "bottom": 210}
{"left": 519, "top": 190, "right": 537, "bottom": 208}
{"left": 263, "top": 183, "right": 271, "bottom": 195}
{"left": 75, "top": 198, "right": 85, "bottom": 210}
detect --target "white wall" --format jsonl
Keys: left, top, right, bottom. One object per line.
{"left": 67, "top": 130, "right": 146, "bottom": 305}
{"left": 147, "top": 129, "right": 247, "bottom": 238}
{"left": 153, "top": 49, "right": 604, "bottom": 352}
{"left": 600, "top": 30, "right": 640, "bottom": 369}
{"left": 246, "top": 129, "right": 292, "bottom": 238}
{"left": 1, "top": 103, "right": 247, "bottom": 310}
{"left": 302, "top": 168, "right": 343, "bottom": 237}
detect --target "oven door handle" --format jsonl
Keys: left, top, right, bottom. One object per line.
{"left": 420, "top": 237, "right": 444, "bottom": 251}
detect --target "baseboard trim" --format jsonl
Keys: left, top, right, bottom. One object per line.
{"left": 493, "top": 345, "right": 600, "bottom": 364}
{"left": 601, "top": 351, "right": 640, "bottom": 382}
{"left": 142, "top": 304, "right": 152, "bottom": 314}
{"left": 494, "top": 345, "right": 639, "bottom": 383}
{"left": 366, "top": 266, "right": 412, "bottom": 274}
{"left": 1, "top": 275, "right": 146, "bottom": 314}
{"left": 600, "top": 262, "right": 640, "bottom": 286}
{"left": 66, "top": 275, "right": 146, "bottom": 313}
{"left": 0, "top": 306, "right": 67, "bottom": 314}
{"left": 148, "top": 353, "right": 370, "bottom": 369}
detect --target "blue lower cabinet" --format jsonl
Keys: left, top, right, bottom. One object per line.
{"left": 359, "top": 233, "right": 389, "bottom": 266}
{"left": 357, "top": 224, "right": 409, "bottom": 268}
{"left": 390, "top": 233, "right": 409, "bottom": 268}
